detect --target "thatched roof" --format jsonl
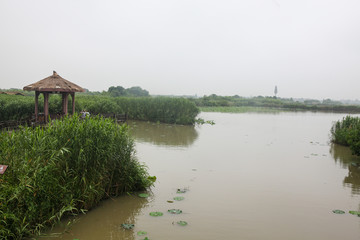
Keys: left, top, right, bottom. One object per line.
{"left": 23, "top": 71, "right": 85, "bottom": 93}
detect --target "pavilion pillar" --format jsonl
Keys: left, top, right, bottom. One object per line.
{"left": 70, "top": 92, "right": 75, "bottom": 115}
{"left": 43, "top": 92, "right": 49, "bottom": 123}
{"left": 35, "top": 91, "right": 40, "bottom": 122}
{"left": 62, "top": 93, "right": 69, "bottom": 115}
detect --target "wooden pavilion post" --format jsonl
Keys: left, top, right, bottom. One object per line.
{"left": 35, "top": 91, "right": 40, "bottom": 122}
{"left": 43, "top": 92, "right": 49, "bottom": 123}
{"left": 71, "top": 92, "right": 75, "bottom": 115}
{"left": 62, "top": 93, "right": 69, "bottom": 115}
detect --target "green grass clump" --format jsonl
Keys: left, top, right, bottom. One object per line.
{"left": 0, "top": 115, "right": 153, "bottom": 239}
{"left": 331, "top": 116, "right": 360, "bottom": 156}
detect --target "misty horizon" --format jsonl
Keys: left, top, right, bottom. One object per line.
{"left": 1, "top": 0, "right": 360, "bottom": 100}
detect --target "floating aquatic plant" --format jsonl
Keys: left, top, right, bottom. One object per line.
{"left": 137, "top": 231, "right": 147, "bottom": 236}
{"left": 149, "top": 212, "right": 163, "bottom": 217}
{"left": 332, "top": 210, "right": 345, "bottom": 214}
{"left": 167, "top": 200, "right": 174, "bottom": 203}
{"left": 177, "top": 221, "right": 188, "bottom": 226}
{"left": 349, "top": 211, "right": 360, "bottom": 216}
{"left": 121, "top": 223, "right": 135, "bottom": 230}
{"left": 138, "top": 193, "right": 149, "bottom": 198}
{"left": 177, "top": 188, "right": 187, "bottom": 193}
{"left": 173, "top": 196, "right": 185, "bottom": 201}
{"left": 168, "top": 209, "right": 182, "bottom": 214}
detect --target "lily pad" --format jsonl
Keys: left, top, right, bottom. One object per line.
{"left": 173, "top": 196, "right": 185, "bottom": 201}
{"left": 332, "top": 210, "right": 345, "bottom": 214}
{"left": 168, "top": 209, "right": 182, "bottom": 214}
{"left": 121, "top": 223, "right": 134, "bottom": 230}
{"left": 177, "top": 188, "right": 187, "bottom": 193}
{"left": 349, "top": 210, "right": 360, "bottom": 215}
{"left": 177, "top": 221, "right": 188, "bottom": 226}
{"left": 138, "top": 193, "right": 149, "bottom": 198}
{"left": 137, "top": 231, "right": 147, "bottom": 236}
{"left": 149, "top": 211, "right": 163, "bottom": 217}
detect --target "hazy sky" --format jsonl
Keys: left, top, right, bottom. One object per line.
{"left": 1, "top": 0, "right": 360, "bottom": 99}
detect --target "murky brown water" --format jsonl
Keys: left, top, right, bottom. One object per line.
{"left": 41, "top": 112, "right": 360, "bottom": 240}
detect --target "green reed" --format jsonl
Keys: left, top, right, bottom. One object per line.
{"left": 0, "top": 115, "right": 153, "bottom": 239}
{"left": 0, "top": 95, "right": 199, "bottom": 125}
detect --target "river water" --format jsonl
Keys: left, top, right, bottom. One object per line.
{"left": 43, "top": 112, "right": 360, "bottom": 240}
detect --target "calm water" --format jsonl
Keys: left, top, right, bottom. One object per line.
{"left": 43, "top": 112, "right": 360, "bottom": 240}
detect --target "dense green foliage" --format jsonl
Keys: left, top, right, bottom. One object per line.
{"left": 0, "top": 95, "right": 199, "bottom": 125}
{"left": 331, "top": 116, "right": 360, "bottom": 156}
{"left": 0, "top": 115, "right": 153, "bottom": 239}
{"left": 107, "top": 86, "right": 149, "bottom": 97}
{"left": 76, "top": 96, "right": 199, "bottom": 124}
{"left": 192, "top": 95, "right": 360, "bottom": 113}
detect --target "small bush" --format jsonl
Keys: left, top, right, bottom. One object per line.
{"left": 331, "top": 116, "right": 360, "bottom": 155}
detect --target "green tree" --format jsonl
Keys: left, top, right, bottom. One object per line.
{"left": 108, "top": 86, "right": 125, "bottom": 97}
{"left": 126, "top": 86, "right": 149, "bottom": 97}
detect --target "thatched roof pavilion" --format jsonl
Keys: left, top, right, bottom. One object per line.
{"left": 23, "top": 71, "right": 85, "bottom": 122}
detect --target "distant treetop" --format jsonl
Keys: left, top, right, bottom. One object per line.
{"left": 108, "top": 86, "right": 149, "bottom": 97}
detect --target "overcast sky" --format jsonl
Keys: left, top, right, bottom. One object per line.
{"left": 1, "top": 0, "right": 360, "bottom": 100}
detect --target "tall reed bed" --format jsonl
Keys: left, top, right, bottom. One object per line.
{"left": 0, "top": 115, "right": 153, "bottom": 239}
{"left": 331, "top": 116, "right": 360, "bottom": 156}
{"left": 0, "top": 95, "right": 35, "bottom": 121}
{"left": 74, "top": 96, "right": 199, "bottom": 125}
{"left": 0, "top": 95, "right": 199, "bottom": 125}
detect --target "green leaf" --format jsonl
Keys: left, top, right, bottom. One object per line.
{"left": 177, "top": 221, "right": 188, "bottom": 226}
{"left": 168, "top": 209, "right": 182, "bottom": 214}
{"left": 149, "top": 211, "right": 163, "bottom": 217}
{"left": 138, "top": 193, "right": 149, "bottom": 198}
{"left": 167, "top": 200, "right": 174, "bottom": 203}
{"left": 137, "top": 231, "right": 147, "bottom": 236}
{"left": 121, "top": 223, "right": 134, "bottom": 229}
{"left": 148, "top": 176, "right": 157, "bottom": 182}
{"left": 349, "top": 210, "right": 360, "bottom": 215}
{"left": 173, "top": 196, "right": 185, "bottom": 201}
{"left": 332, "top": 209, "right": 345, "bottom": 214}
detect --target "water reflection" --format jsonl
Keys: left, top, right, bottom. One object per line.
{"left": 39, "top": 195, "right": 149, "bottom": 240}
{"left": 330, "top": 144, "right": 360, "bottom": 195}
{"left": 128, "top": 121, "right": 198, "bottom": 147}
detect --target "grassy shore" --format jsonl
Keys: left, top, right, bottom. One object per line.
{"left": 199, "top": 106, "right": 285, "bottom": 113}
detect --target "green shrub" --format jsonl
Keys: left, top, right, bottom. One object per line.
{"left": 330, "top": 116, "right": 360, "bottom": 156}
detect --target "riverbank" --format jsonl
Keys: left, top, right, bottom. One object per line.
{"left": 193, "top": 95, "right": 360, "bottom": 114}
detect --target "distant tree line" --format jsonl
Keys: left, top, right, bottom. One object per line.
{"left": 107, "top": 86, "right": 149, "bottom": 97}
{"left": 191, "top": 94, "right": 360, "bottom": 113}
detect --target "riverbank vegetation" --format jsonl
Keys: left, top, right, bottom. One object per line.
{"left": 0, "top": 94, "right": 199, "bottom": 125}
{"left": 193, "top": 95, "right": 360, "bottom": 113}
{"left": 331, "top": 116, "right": 360, "bottom": 156}
{"left": 0, "top": 115, "right": 154, "bottom": 239}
